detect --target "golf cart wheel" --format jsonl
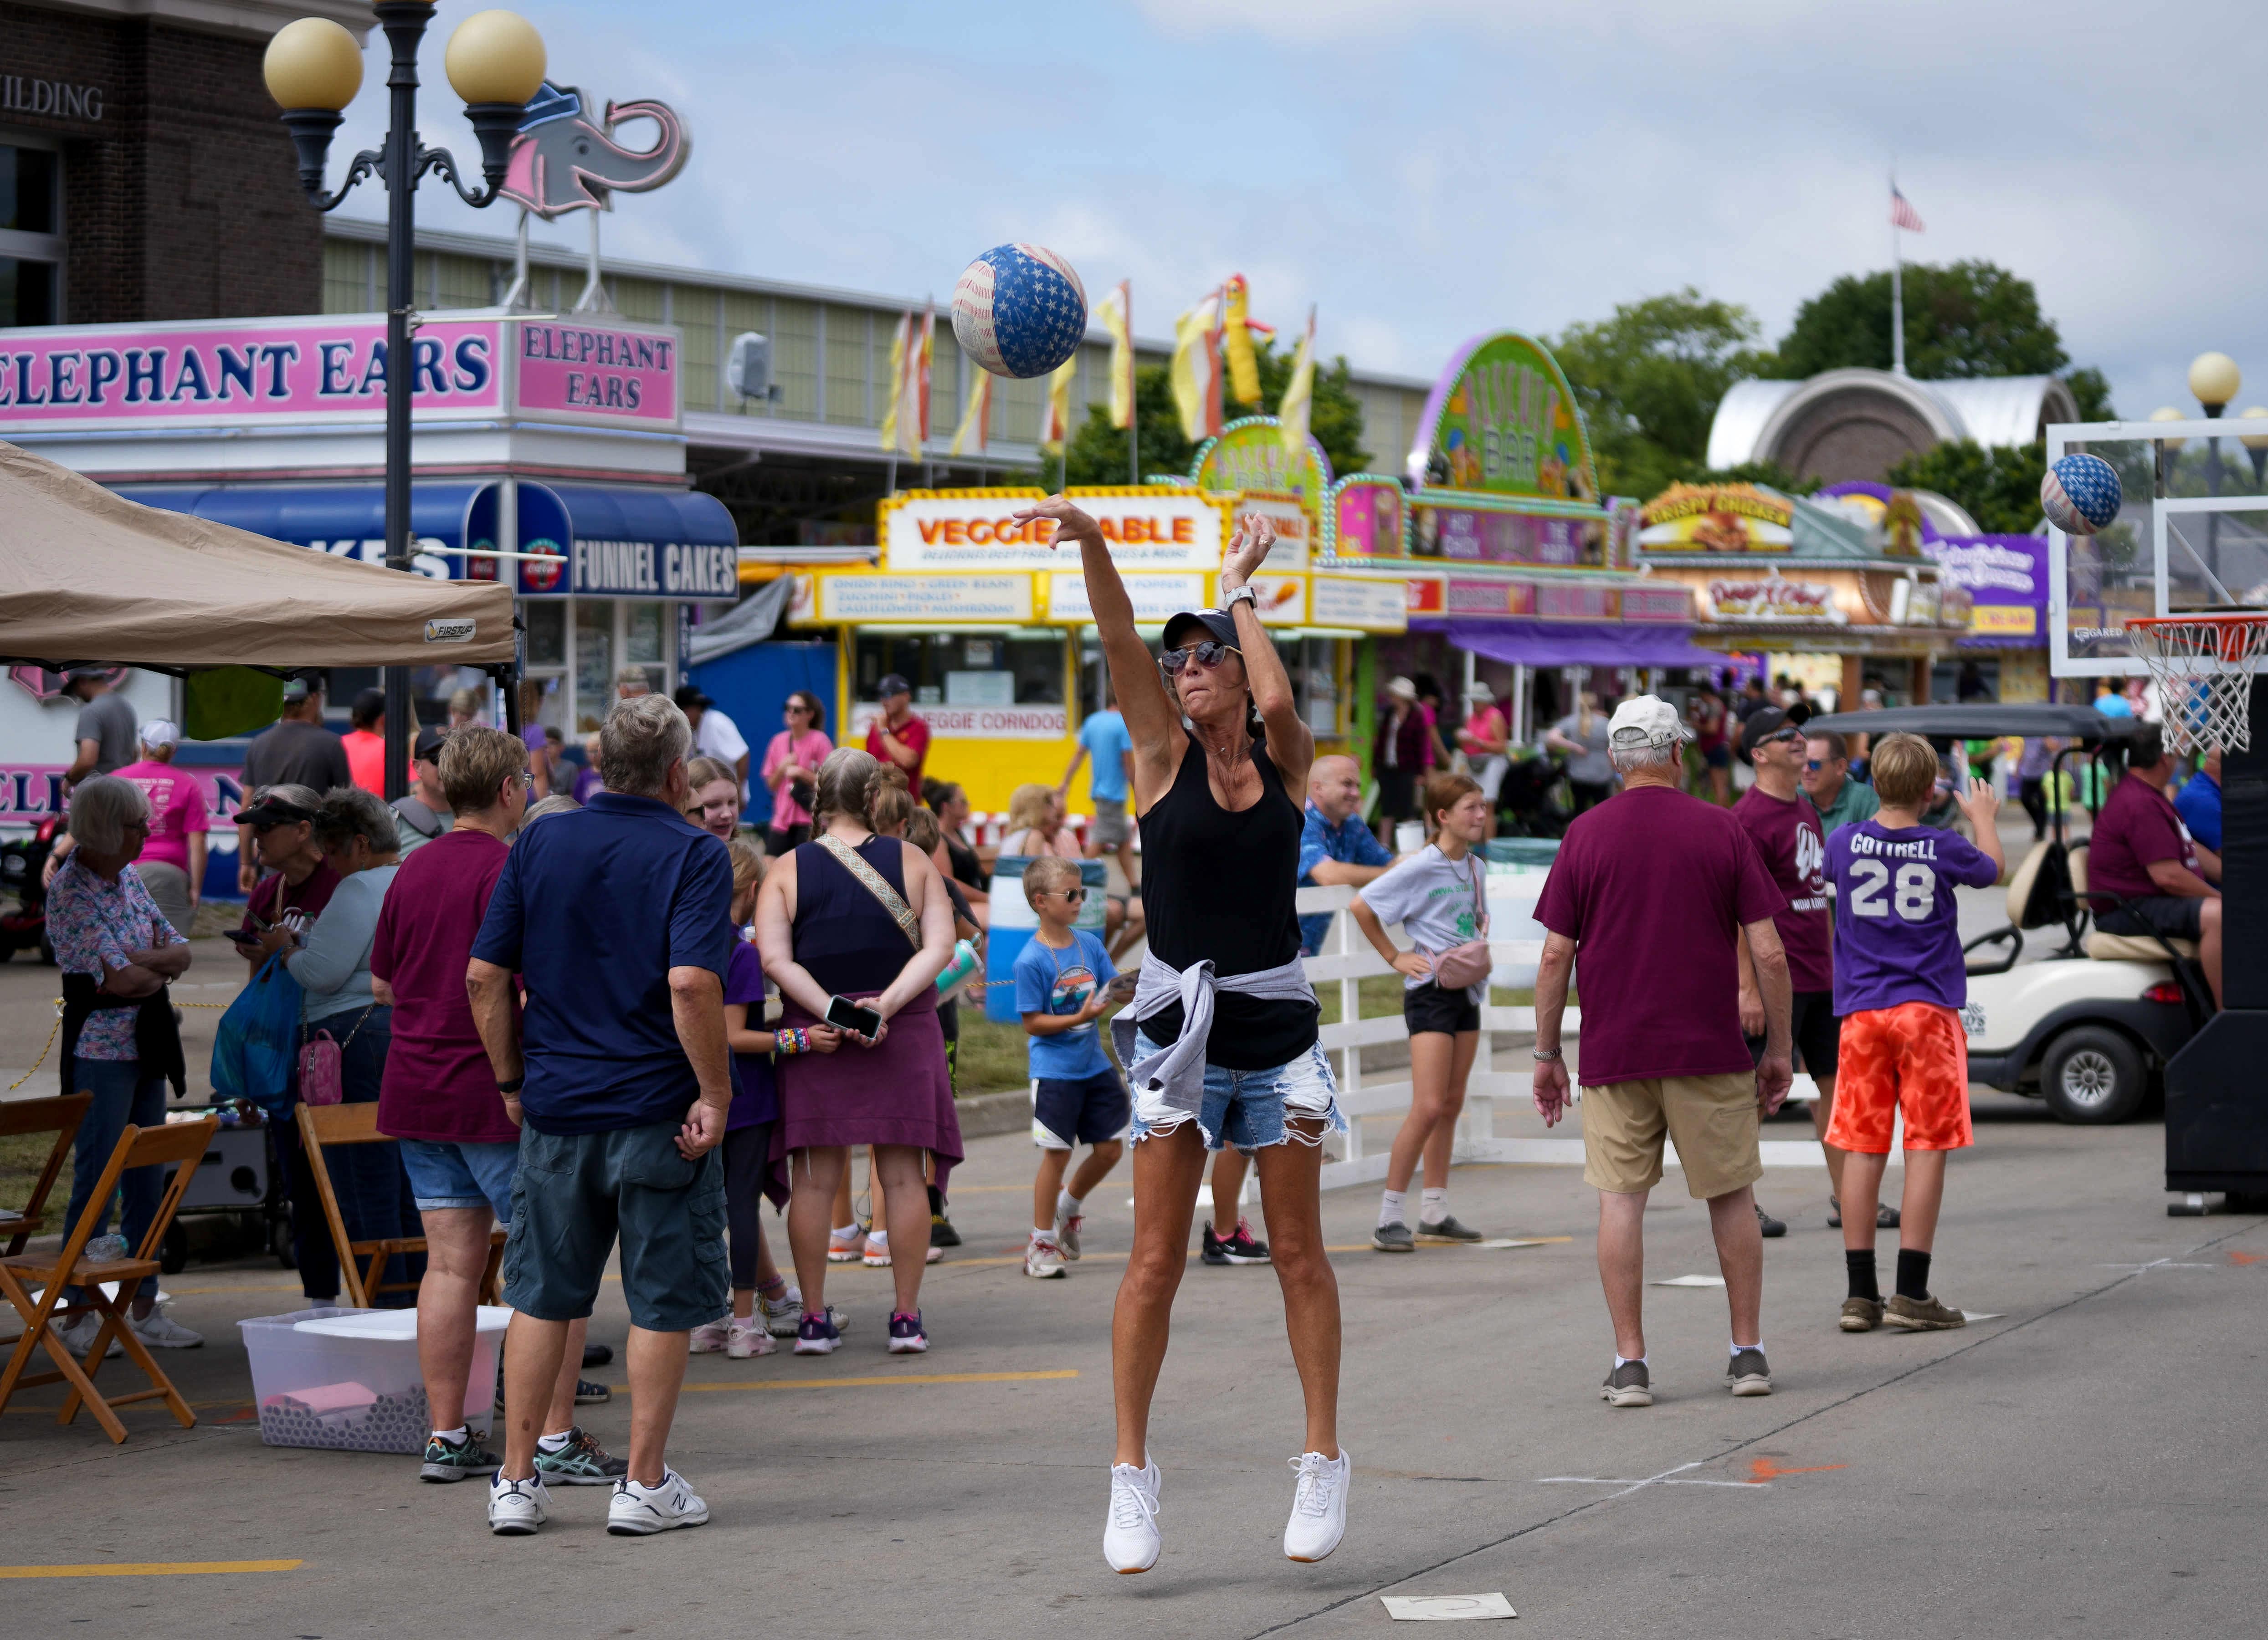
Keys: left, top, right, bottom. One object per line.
{"left": 160, "top": 1221, "right": 189, "bottom": 1274}
{"left": 2040, "top": 1026, "right": 2148, "bottom": 1125}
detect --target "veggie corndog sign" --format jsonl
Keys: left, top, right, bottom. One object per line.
{"left": 883, "top": 487, "right": 1229, "bottom": 572}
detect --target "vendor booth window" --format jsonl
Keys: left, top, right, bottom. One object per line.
{"left": 856, "top": 632, "right": 1065, "bottom": 707}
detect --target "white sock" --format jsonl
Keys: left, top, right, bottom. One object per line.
{"left": 432, "top": 1425, "right": 467, "bottom": 1444}
{"left": 1057, "top": 1188, "right": 1082, "bottom": 1220}
{"left": 1615, "top": 1354, "right": 1648, "bottom": 1369}
{"left": 831, "top": 1221, "right": 859, "bottom": 1240}
{"left": 1420, "top": 1188, "right": 1448, "bottom": 1226}
{"left": 1030, "top": 1227, "right": 1057, "bottom": 1245}
{"left": 867, "top": 1229, "right": 889, "bottom": 1249}
{"left": 1379, "top": 1188, "right": 1406, "bottom": 1228}
{"left": 537, "top": 1430, "right": 572, "bottom": 1454}
{"left": 1731, "top": 1339, "right": 1762, "bottom": 1356}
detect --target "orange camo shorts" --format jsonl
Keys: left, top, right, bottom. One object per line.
{"left": 1826, "top": 1001, "right": 1973, "bottom": 1154}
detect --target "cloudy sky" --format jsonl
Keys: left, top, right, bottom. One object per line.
{"left": 340, "top": 0, "right": 2266, "bottom": 419}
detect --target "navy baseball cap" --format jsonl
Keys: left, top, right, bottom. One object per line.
{"left": 1161, "top": 609, "right": 1240, "bottom": 654}
{"left": 876, "top": 674, "right": 913, "bottom": 700}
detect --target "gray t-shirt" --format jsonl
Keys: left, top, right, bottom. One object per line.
{"left": 73, "top": 690, "right": 139, "bottom": 776}
{"left": 1551, "top": 712, "right": 1613, "bottom": 786}
{"left": 1355, "top": 844, "right": 1489, "bottom": 1001}
{"left": 389, "top": 794, "right": 452, "bottom": 856}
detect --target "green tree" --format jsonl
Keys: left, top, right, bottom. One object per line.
{"left": 1224, "top": 336, "right": 1371, "bottom": 477}
{"left": 1885, "top": 439, "right": 2047, "bottom": 534}
{"left": 1550, "top": 288, "right": 1773, "bottom": 498}
{"left": 1772, "top": 260, "right": 2069, "bottom": 380}
{"left": 2066, "top": 365, "right": 2117, "bottom": 422}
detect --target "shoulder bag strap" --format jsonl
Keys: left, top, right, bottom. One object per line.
{"left": 815, "top": 834, "right": 920, "bottom": 947}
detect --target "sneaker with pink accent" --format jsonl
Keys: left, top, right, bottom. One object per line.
{"left": 725, "top": 1316, "right": 775, "bottom": 1358}
{"left": 688, "top": 1320, "right": 730, "bottom": 1354}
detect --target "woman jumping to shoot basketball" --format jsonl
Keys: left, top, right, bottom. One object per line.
{"left": 1011, "top": 497, "right": 1349, "bottom": 1574}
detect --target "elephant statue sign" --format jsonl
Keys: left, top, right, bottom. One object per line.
{"left": 501, "top": 81, "right": 690, "bottom": 220}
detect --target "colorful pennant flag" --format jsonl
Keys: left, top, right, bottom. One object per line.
{"left": 1040, "top": 347, "right": 1078, "bottom": 453}
{"left": 1097, "top": 281, "right": 1134, "bottom": 431}
{"left": 947, "top": 364, "right": 991, "bottom": 458}
{"left": 1170, "top": 288, "right": 1223, "bottom": 444}
{"left": 879, "top": 304, "right": 933, "bottom": 458}
{"left": 1278, "top": 304, "right": 1316, "bottom": 460}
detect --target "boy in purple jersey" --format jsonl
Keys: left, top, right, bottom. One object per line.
{"left": 1822, "top": 733, "right": 2003, "bottom": 1333}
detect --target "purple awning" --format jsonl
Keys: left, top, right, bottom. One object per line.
{"left": 1420, "top": 618, "right": 1724, "bottom": 669}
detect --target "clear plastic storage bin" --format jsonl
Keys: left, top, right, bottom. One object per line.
{"left": 239, "top": 1305, "right": 508, "bottom": 1453}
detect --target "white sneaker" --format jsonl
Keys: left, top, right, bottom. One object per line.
{"left": 862, "top": 1233, "right": 892, "bottom": 1268}
{"left": 1054, "top": 1206, "right": 1084, "bottom": 1261}
{"left": 1103, "top": 1458, "right": 1163, "bottom": 1573}
{"left": 762, "top": 1289, "right": 803, "bottom": 1337}
{"left": 827, "top": 1228, "right": 866, "bottom": 1263}
{"left": 128, "top": 1307, "right": 203, "bottom": 1349}
{"left": 725, "top": 1317, "right": 774, "bottom": 1358}
{"left": 608, "top": 1467, "right": 710, "bottom": 1535}
{"left": 487, "top": 1471, "right": 551, "bottom": 1535}
{"left": 688, "top": 1319, "right": 730, "bottom": 1354}
{"left": 1283, "top": 1447, "right": 1351, "bottom": 1563}
{"left": 53, "top": 1312, "right": 120, "bottom": 1358}
{"left": 1025, "top": 1237, "right": 1067, "bottom": 1279}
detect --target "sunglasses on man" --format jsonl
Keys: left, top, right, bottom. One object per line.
{"left": 1160, "top": 640, "right": 1239, "bottom": 676}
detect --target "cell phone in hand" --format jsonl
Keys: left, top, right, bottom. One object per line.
{"left": 1101, "top": 972, "right": 1139, "bottom": 1005}
{"left": 826, "top": 994, "right": 885, "bottom": 1037}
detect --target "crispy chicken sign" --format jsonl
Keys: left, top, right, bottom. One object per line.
{"left": 883, "top": 488, "right": 1229, "bottom": 572}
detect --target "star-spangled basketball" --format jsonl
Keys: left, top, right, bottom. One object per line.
{"left": 951, "top": 243, "right": 1088, "bottom": 380}
{"left": 2041, "top": 451, "right": 2123, "bottom": 536}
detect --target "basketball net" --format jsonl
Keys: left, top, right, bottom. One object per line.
{"left": 2126, "top": 613, "right": 2268, "bottom": 755}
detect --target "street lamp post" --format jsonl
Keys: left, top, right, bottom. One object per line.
{"left": 2238, "top": 406, "right": 2268, "bottom": 492}
{"left": 2189, "top": 352, "right": 2242, "bottom": 585}
{"left": 264, "top": 5, "right": 544, "bottom": 799}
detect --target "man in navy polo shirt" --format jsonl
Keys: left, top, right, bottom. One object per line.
{"left": 469, "top": 694, "right": 734, "bottom": 1538}
{"left": 1297, "top": 754, "right": 1396, "bottom": 955}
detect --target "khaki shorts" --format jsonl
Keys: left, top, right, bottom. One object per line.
{"left": 1580, "top": 1071, "right": 1762, "bottom": 1200}
{"left": 1091, "top": 794, "right": 1130, "bottom": 848}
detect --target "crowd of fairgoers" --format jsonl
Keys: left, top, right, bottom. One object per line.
{"left": 26, "top": 596, "right": 2223, "bottom": 1553}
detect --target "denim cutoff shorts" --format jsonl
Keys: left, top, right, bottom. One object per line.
{"left": 1128, "top": 1030, "right": 1344, "bottom": 1153}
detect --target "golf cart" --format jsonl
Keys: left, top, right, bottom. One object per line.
{"left": 1806, "top": 703, "right": 2213, "bottom": 1124}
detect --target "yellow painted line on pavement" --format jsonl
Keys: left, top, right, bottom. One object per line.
{"left": 930, "top": 1237, "right": 1573, "bottom": 1269}
{"left": 670, "top": 1369, "right": 1078, "bottom": 1394}
{"left": 0, "top": 1560, "right": 302, "bottom": 1579}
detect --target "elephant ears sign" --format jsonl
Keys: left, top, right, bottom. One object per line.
{"left": 501, "top": 81, "right": 690, "bottom": 220}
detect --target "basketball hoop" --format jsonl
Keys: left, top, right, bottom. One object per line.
{"left": 2126, "top": 612, "right": 2268, "bottom": 754}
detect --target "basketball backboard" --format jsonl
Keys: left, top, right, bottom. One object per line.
{"left": 2048, "top": 415, "right": 2268, "bottom": 677}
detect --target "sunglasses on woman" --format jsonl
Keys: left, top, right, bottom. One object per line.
{"left": 1160, "top": 641, "right": 1237, "bottom": 675}
{"left": 785, "top": 702, "right": 810, "bottom": 714}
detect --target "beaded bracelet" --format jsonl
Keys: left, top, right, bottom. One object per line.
{"left": 773, "top": 1027, "right": 811, "bottom": 1058}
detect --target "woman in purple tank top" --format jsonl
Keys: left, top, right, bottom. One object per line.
{"left": 754, "top": 748, "right": 958, "bottom": 1357}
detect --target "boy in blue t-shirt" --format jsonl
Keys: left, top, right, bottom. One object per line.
{"left": 1013, "top": 856, "right": 1128, "bottom": 1279}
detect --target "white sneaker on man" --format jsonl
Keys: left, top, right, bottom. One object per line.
{"left": 487, "top": 1471, "right": 551, "bottom": 1535}
{"left": 128, "top": 1307, "right": 203, "bottom": 1349}
{"left": 52, "top": 1312, "right": 118, "bottom": 1358}
{"left": 1283, "top": 1447, "right": 1351, "bottom": 1563}
{"left": 608, "top": 1468, "right": 710, "bottom": 1535}
{"left": 1103, "top": 1457, "right": 1163, "bottom": 1573}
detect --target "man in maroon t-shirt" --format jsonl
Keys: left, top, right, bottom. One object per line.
{"left": 1532, "top": 696, "right": 1793, "bottom": 1410}
{"left": 2088, "top": 723, "right": 2222, "bottom": 1005}
{"left": 1731, "top": 703, "right": 1873, "bottom": 1237}
{"left": 370, "top": 727, "right": 626, "bottom": 1487}
{"left": 864, "top": 673, "right": 931, "bottom": 788}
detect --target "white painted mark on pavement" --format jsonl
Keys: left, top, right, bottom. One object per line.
{"left": 1381, "top": 1592, "right": 1518, "bottom": 1620}
{"left": 1650, "top": 1274, "right": 1726, "bottom": 1287}
{"left": 1535, "top": 1461, "right": 1765, "bottom": 1499}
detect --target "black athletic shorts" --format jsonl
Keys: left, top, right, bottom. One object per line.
{"left": 1747, "top": 988, "right": 1839, "bottom": 1079}
{"left": 2097, "top": 895, "right": 2205, "bottom": 943}
{"left": 1403, "top": 979, "right": 1480, "bottom": 1036}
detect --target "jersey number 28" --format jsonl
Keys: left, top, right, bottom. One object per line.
{"left": 1847, "top": 859, "right": 1934, "bottom": 922}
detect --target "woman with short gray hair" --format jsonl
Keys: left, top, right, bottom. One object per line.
{"left": 46, "top": 774, "right": 201, "bottom": 1352}
{"left": 281, "top": 785, "right": 417, "bottom": 1302}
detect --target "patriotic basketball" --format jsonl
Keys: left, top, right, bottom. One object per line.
{"left": 951, "top": 243, "right": 1088, "bottom": 380}
{"left": 2041, "top": 451, "right": 2123, "bottom": 536}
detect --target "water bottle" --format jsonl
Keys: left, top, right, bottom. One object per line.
{"left": 934, "top": 938, "right": 980, "bottom": 994}
{"left": 85, "top": 1233, "right": 129, "bottom": 1263}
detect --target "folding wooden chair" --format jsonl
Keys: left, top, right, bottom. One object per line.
{"left": 0, "top": 1093, "right": 93, "bottom": 1256}
{"left": 0, "top": 1114, "right": 217, "bottom": 1444}
{"left": 295, "top": 1102, "right": 505, "bottom": 1309}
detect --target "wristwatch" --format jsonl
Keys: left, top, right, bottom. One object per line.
{"left": 1222, "top": 583, "right": 1259, "bottom": 615}
{"left": 497, "top": 1075, "right": 525, "bottom": 1095}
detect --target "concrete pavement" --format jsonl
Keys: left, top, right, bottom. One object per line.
{"left": 5, "top": 1090, "right": 2262, "bottom": 1638}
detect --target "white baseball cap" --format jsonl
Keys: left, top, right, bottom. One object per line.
{"left": 138, "top": 719, "right": 181, "bottom": 749}
{"left": 1607, "top": 694, "right": 1693, "bottom": 751}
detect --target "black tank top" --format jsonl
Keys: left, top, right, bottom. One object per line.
{"left": 790, "top": 835, "right": 915, "bottom": 996}
{"left": 1137, "top": 735, "right": 1319, "bottom": 1070}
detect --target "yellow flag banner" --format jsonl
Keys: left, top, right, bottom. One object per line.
{"left": 1099, "top": 281, "right": 1134, "bottom": 431}
{"left": 1040, "top": 348, "right": 1078, "bottom": 452}
{"left": 1221, "top": 274, "right": 1267, "bottom": 406}
{"left": 1278, "top": 305, "right": 1316, "bottom": 459}
{"left": 948, "top": 367, "right": 992, "bottom": 458}
{"left": 878, "top": 310, "right": 911, "bottom": 455}
{"left": 1170, "top": 290, "right": 1223, "bottom": 443}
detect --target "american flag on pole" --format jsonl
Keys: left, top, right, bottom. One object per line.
{"left": 1889, "top": 185, "right": 1926, "bottom": 233}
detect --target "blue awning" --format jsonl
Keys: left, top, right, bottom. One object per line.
{"left": 112, "top": 479, "right": 739, "bottom": 599}
{"left": 1426, "top": 617, "right": 1724, "bottom": 670}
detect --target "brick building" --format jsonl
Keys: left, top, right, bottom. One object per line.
{"left": 1, "top": 0, "right": 366, "bottom": 325}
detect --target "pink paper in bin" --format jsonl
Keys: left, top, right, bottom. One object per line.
{"left": 240, "top": 1307, "right": 499, "bottom": 1453}
{"left": 266, "top": 1381, "right": 379, "bottom": 1417}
